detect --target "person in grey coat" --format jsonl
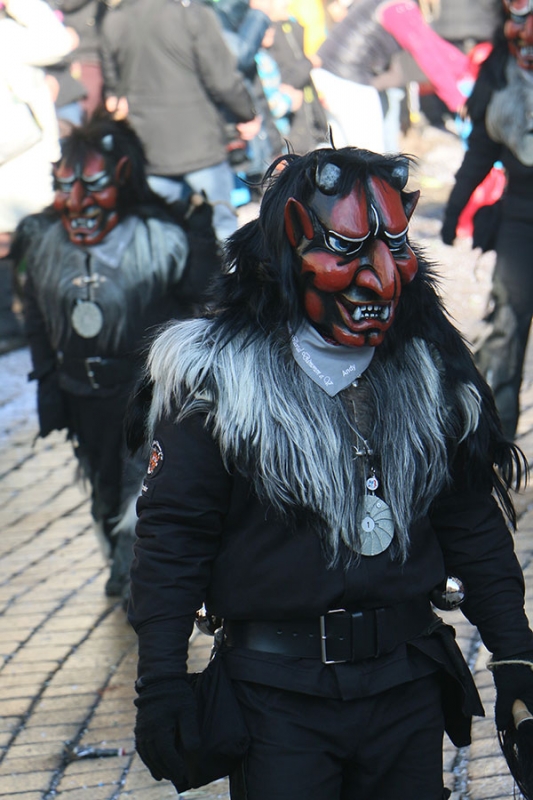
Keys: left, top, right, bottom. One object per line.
{"left": 100, "top": 0, "right": 256, "bottom": 241}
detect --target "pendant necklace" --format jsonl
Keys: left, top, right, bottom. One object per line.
{"left": 352, "top": 427, "right": 395, "bottom": 557}
{"left": 71, "top": 253, "right": 104, "bottom": 339}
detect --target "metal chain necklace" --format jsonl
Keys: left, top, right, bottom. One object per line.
{"left": 352, "top": 419, "right": 395, "bottom": 557}
{"left": 71, "top": 253, "right": 104, "bottom": 339}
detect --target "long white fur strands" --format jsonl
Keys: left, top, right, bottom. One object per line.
{"left": 148, "top": 319, "right": 481, "bottom": 564}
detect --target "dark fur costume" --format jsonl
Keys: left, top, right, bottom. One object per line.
{"left": 442, "top": 9, "right": 533, "bottom": 439}
{"left": 127, "top": 148, "right": 533, "bottom": 800}
{"left": 132, "top": 147, "right": 525, "bottom": 565}
{"left": 20, "top": 112, "right": 221, "bottom": 599}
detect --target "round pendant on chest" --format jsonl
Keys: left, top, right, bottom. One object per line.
{"left": 366, "top": 474, "right": 379, "bottom": 492}
{"left": 358, "top": 494, "right": 394, "bottom": 556}
{"left": 71, "top": 300, "right": 104, "bottom": 338}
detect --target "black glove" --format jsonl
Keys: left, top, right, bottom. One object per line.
{"left": 440, "top": 216, "right": 458, "bottom": 246}
{"left": 34, "top": 370, "right": 69, "bottom": 438}
{"left": 491, "top": 653, "right": 533, "bottom": 730}
{"left": 134, "top": 676, "right": 201, "bottom": 790}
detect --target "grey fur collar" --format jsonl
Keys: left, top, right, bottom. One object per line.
{"left": 486, "top": 58, "right": 533, "bottom": 166}
{"left": 147, "top": 319, "right": 481, "bottom": 563}
{"left": 28, "top": 216, "right": 188, "bottom": 352}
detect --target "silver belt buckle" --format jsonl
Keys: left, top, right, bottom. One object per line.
{"left": 84, "top": 357, "right": 102, "bottom": 389}
{"left": 320, "top": 608, "right": 348, "bottom": 664}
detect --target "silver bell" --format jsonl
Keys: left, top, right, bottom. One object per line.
{"left": 430, "top": 576, "right": 465, "bottom": 610}
{"left": 195, "top": 606, "right": 222, "bottom": 636}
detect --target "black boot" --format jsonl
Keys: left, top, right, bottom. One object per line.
{"left": 0, "top": 257, "right": 25, "bottom": 354}
{"left": 105, "top": 527, "right": 134, "bottom": 600}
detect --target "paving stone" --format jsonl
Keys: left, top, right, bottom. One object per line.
{"left": 469, "top": 753, "right": 510, "bottom": 782}
{"left": 34, "top": 695, "right": 95, "bottom": 713}
{"left": 468, "top": 773, "right": 516, "bottom": 799}
{"left": 181, "top": 779, "right": 230, "bottom": 800}
{"left": 0, "top": 697, "right": 33, "bottom": 717}
{"left": 55, "top": 768, "right": 123, "bottom": 790}
{"left": 0, "top": 717, "right": 21, "bottom": 734}
{"left": 0, "top": 751, "right": 61, "bottom": 774}
{"left": 117, "top": 783, "right": 177, "bottom": 799}
{"left": 52, "top": 785, "right": 114, "bottom": 799}
{"left": 0, "top": 793, "right": 42, "bottom": 800}
{"left": 0, "top": 770, "right": 53, "bottom": 793}
{"left": 14, "top": 724, "right": 80, "bottom": 745}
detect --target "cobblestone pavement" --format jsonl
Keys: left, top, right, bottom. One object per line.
{"left": 2, "top": 127, "right": 533, "bottom": 800}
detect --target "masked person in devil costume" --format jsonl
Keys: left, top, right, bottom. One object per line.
{"left": 442, "top": 1, "right": 533, "bottom": 441}
{"left": 128, "top": 146, "right": 533, "bottom": 800}
{"left": 18, "top": 111, "right": 219, "bottom": 602}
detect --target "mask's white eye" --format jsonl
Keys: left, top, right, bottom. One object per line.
{"left": 55, "top": 177, "right": 76, "bottom": 193}
{"left": 385, "top": 226, "right": 409, "bottom": 255}
{"left": 325, "top": 231, "right": 367, "bottom": 256}
{"left": 83, "top": 171, "right": 111, "bottom": 192}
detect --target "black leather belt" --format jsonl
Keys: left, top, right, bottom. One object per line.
{"left": 57, "top": 354, "right": 135, "bottom": 390}
{"left": 224, "top": 599, "right": 436, "bottom": 664}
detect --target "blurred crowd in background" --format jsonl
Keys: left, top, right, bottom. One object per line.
{"left": 0, "top": 0, "right": 503, "bottom": 349}
{"left": 3, "top": 0, "right": 527, "bottom": 598}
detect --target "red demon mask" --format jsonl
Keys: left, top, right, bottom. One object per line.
{"left": 284, "top": 165, "right": 419, "bottom": 347}
{"left": 503, "top": 0, "right": 533, "bottom": 70}
{"left": 53, "top": 150, "right": 130, "bottom": 246}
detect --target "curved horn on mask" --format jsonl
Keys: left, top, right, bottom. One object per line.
{"left": 101, "top": 134, "right": 114, "bottom": 152}
{"left": 315, "top": 161, "right": 341, "bottom": 194}
{"left": 390, "top": 159, "right": 410, "bottom": 190}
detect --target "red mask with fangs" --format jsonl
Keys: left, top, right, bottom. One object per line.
{"left": 53, "top": 151, "right": 130, "bottom": 246}
{"left": 284, "top": 175, "right": 419, "bottom": 347}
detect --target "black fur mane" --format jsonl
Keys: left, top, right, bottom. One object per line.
{"left": 58, "top": 108, "right": 175, "bottom": 222}
{"left": 206, "top": 145, "right": 526, "bottom": 524}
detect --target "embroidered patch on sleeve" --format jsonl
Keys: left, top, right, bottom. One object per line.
{"left": 146, "top": 439, "right": 164, "bottom": 478}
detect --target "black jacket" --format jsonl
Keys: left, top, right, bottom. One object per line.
{"left": 442, "top": 53, "right": 533, "bottom": 244}
{"left": 100, "top": 0, "right": 255, "bottom": 175}
{"left": 267, "top": 19, "right": 328, "bottom": 154}
{"left": 129, "top": 410, "right": 533, "bottom": 745}
{"left": 317, "top": 0, "right": 400, "bottom": 85}
{"left": 431, "top": 0, "right": 502, "bottom": 47}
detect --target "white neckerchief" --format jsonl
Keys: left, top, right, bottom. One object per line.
{"left": 290, "top": 321, "right": 374, "bottom": 396}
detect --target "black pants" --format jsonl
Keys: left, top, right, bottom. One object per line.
{"left": 64, "top": 388, "right": 146, "bottom": 595}
{"left": 474, "top": 216, "right": 533, "bottom": 439}
{"left": 229, "top": 674, "right": 446, "bottom": 800}
{"left": 65, "top": 388, "right": 145, "bottom": 537}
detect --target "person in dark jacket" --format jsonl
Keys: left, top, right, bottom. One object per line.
{"left": 202, "top": 0, "right": 284, "bottom": 190}
{"left": 128, "top": 145, "right": 533, "bottom": 799}
{"left": 441, "top": 3, "right": 533, "bottom": 440}
{"left": 430, "top": 0, "right": 502, "bottom": 54}
{"left": 260, "top": 1, "right": 329, "bottom": 154}
{"left": 17, "top": 112, "right": 220, "bottom": 602}
{"left": 100, "top": 0, "right": 256, "bottom": 242}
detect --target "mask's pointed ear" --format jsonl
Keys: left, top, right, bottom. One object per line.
{"left": 403, "top": 189, "right": 420, "bottom": 221}
{"left": 115, "top": 155, "right": 131, "bottom": 186}
{"left": 284, "top": 197, "right": 314, "bottom": 246}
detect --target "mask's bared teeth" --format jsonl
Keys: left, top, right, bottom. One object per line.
{"left": 351, "top": 304, "right": 391, "bottom": 322}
